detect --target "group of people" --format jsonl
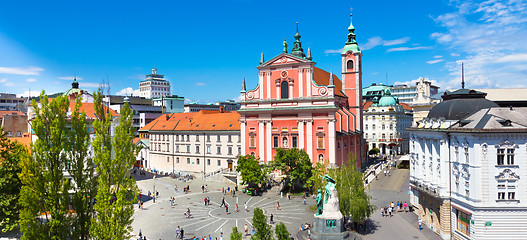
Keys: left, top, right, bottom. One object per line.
{"left": 201, "top": 185, "right": 208, "bottom": 193}
{"left": 380, "top": 201, "right": 408, "bottom": 217}
{"left": 221, "top": 186, "right": 235, "bottom": 197}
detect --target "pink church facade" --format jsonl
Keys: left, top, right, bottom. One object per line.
{"left": 239, "top": 13, "right": 365, "bottom": 168}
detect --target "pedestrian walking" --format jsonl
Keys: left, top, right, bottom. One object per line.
{"left": 244, "top": 224, "right": 248, "bottom": 235}
{"left": 235, "top": 203, "right": 239, "bottom": 212}
{"left": 404, "top": 202, "right": 408, "bottom": 212}
{"left": 202, "top": 185, "right": 205, "bottom": 193}
{"left": 388, "top": 206, "right": 392, "bottom": 217}
{"left": 181, "top": 228, "right": 184, "bottom": 239}
{"left": 244, "top": 202, "right": 248, "bottom": 212}
{"left": 176, "top": 226, "right": 181, "bottom": 238}
{"left": 276, "top": 202, "right": 281, "bottom": 210}
{"left": 270, "top": 213, "right": 274, "bottom": 224}
{"left": 220, "top": 197, "right": 226, "bottom": 207}
{"left": 418, "top": 218, "right": 422, "bottom": 230}
{"left": 225, "top": 204, "right": 229, "bottom": 214}
{"left": 380, "top": 207, "right": 384, "bottom": 217}
{"left": 384, "top": 169, "right": 387, "bottom": 176}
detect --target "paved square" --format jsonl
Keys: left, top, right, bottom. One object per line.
{"left": 132, "top": 174, "right": 313, "bottom": 239}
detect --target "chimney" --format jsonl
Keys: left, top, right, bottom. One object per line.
{"left": 165, "top": 114, "right": 169, "bottom": 121}
{"left": 219, "top": 106, "right": 224, "bottom": 113}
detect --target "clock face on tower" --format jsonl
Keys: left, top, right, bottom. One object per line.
{"left": 280, "top": 71, "right": 288, "bottom": 79}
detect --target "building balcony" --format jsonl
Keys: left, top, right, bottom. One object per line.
{"left": 410, "top": 179, "right": 440, "bottom": 198}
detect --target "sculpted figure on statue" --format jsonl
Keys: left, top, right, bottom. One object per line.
{"left": 320, "top": 174, "right": 343, "bottom": 219}
{"left": 315, "top": 189, "right": 323, "bottom": 215}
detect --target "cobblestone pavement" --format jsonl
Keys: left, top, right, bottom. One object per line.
{"left": 131, "top": 172, "right": 313, "bottom": 239}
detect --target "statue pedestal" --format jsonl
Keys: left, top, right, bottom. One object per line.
{"left": 310, "top": 214, "right": 350, "bottom": 240}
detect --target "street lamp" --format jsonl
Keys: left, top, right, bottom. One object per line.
{"left": 153, "top": 175, "right": 156, "bottom": 203}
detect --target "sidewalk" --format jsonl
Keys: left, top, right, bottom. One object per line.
{"left": 400, "top": 211, "right": 442, "bottom": 240}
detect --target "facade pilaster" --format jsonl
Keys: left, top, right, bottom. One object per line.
{"left": 306, "top": 119, "right": 313, "bottom": 161}
{"left": 275, "top": 79, "right": 281, "bottom": 99}
{"left": 299, "top": 68, "right": 303, "bottom": 98}
{"left": 258, "top": 120, "right": 265, "bottom": 161}
{"left": 240, "top": 120, "right": 246, "bottom": 155}
{"left": 259, "top": 71, "right": 264, "bottom": 98}
{"left": 298, "top": 120, "right": 305, "bottom": 150}
{"left": 328, "top": 118, "right": 336, "bottom": 165}
{"left": 265, "top": 120, "right": 272, "bottom": 163}
{"left": 306, "top": 68, "right": 312, "bottom": 97}
{"left": 266, "top": 71, "right": 271, "bottom": 99}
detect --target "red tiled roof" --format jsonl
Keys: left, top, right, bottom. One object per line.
{"left": 0, "top": 110, "right": 24, "bottom": 119}
{"left": 313, "top": 67, "right": 345, "bottom": 97}
{"left": 140, "top": 110, "right": 240, "bottom": 132}
{"left": 9, "top": 137, "right": 32, "bottom": 153}
{"left": 400, "top": 102, "right": 413, "bottom": 110}
{"left": 69, "top": 102, "right": 119, "bottom": 119}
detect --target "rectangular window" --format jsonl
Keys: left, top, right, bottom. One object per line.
{"left": 196, "top": 158, "right": 200, "bottom": 165}
{"left": 317, "top": 137, "right": 324, "bottom": 149}
{"left": 237, "top": 135, "right": 241, "bottom": 143}
{"left": 250, "top": 136, "right": 255, "bottom": 148}
{"left": 175, "top": 135, "right": 179, "bottom": 141}
{"left": 228, "top": 146, "right": 233, "bottom": 155}
{"left": 292, "top": 136, "right": 298, "bottom": 148}
{"left": 507, "top": 149, "right": 514, "bottom": 165}
{"left": 238, "top": 146, "right": 241, "bottom": 154}
{"left": 196, "top": 135, "right": 200, "bottom": 142}
{"left": 187, "top": 135, "right": 190, "bottom": 142}
{"left": 508, "top": 192, "right": 515, "bottom": 200}
{"left": 498, "top": 192, "right": 505, "bottom": 200}
{"left": 187, "top": 158, "right": 190, "bottom": 164}
{"left": 176, "top": 157, "right": 179, "bottom": 163}
{"left": 207, "top": 159, "right": 210, "bottom": 165}
{"left": 373, "top": 133, "right": 376, "bottom": 139}
{"left": 382, "top": 116, "right": 385, "bottom": 120}
{"left": 228, "top": 135, "right": 232, "bottom": 142}
{"left": 207, "top": 135, "right": 211, "bottom": 142}
{"left": 186, "top": 145, "right": 190, "bottom": 153}
{"left": 217, "top": 135, "right": 221, "bottom": 142}
{"left": 372, "top": 124, "right": 376, "bottom": 130}
{"left": 497, "top": 149, "right": 505, "bottom": 165}
{"left": 382, "top": 124, "right": 385, "bottom": 130}
{"left": 218, "top": 160, "right": 221, "bottom": 166}
{"left": 456, "top": 210, "right": 471, "bottom": 236}
{"left": 365, "top": 124, "right": 368, "bottom": 130}
{"left": 196, "top": 146, "right": 200, "bottom": 153}
{"left": 390, "top": 124, "right": 393, "bottom": 130}
{"left": 176, "top": 145, "right": 179, "bottom": 153}
{"left": 273, "top": 136, "right": 279, "bottom": 148}
{"left": 217, "top": 146, "right": 221, "bottom": 154}
{"left": 207, "top": 145, "right": 211, "bottom": 154}
{"left": 382, "top": 133, "right": 386, "bottom": 139}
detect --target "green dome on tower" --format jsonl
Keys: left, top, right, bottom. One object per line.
{"left": 377, "top": 88, "right": 398, "bottom": 106}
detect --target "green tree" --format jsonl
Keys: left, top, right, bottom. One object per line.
{"left": 230, "top": 226, "right": 242, "bottom": 240}
{"left": 274, "top": 222, "right": 289, "bottom": 240}
{"left": 328, "top": 157, "right": 375, "bottom": 227}
{"left": 237, "top": 155, "right": 266, "bottom": 188}
{"left": 19, "top": 93, "right": 73, "bottom": 239}
{"left": 271, "top": 148, "right": 313, "bottom": 192}
{"left": 368, "top": 148, "right": 380, "bottom": 155}
{"left": 251, "top": 207, "right": 273, "bottom": 240}
{"left": 90, "top": 90, "right": 139, "bottom": 240}
{"left": 67, "top": 96, "right": 97, "bottom": 240}
{"left": 0, "top": 129, "right": 27, "bottom": 232}
{"left": 307, "top": 162, "right": 326, "bottom": 194}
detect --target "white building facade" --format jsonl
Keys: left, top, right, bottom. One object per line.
{"left": 139, "top": 69, "right": 171, "bottom": 99}
{"left": 409, "top": 89, "right": 527, "bottom": 240}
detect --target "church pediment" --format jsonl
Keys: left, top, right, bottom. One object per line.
{"left": 259, "top": 53, "right": 312, "bottom": 68}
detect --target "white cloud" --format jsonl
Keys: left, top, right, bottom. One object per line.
{"left": 116, "top": 87, "right": 140, "bottom": 96}
{"left": 495, "top": 53, "right": 527, "bottom": 63}
{"left": 426, "top": 59, "right": 444, "bottom": 64}
{"left": 26, "top": 78, "right": 37, "bottom": 82}
{"left": 0, "top": 66, "right": 44, "bottom": 75}
{"left": 58, "top": 76, "right": 83, "bottom": 80}
{"left": 394, "top": 77, "right": 440, "bottom": 87}
{"left": 79, "top": 82, "right": 109, "bottom": 88}
{"left": 195, "top": 82, "right": 206, "bottom": 86}
{"left": 430, "top": 0, "right": 527, "bottom": 88}
{"left": 128, "top": 74, "right": 145, "bottom": 80}
{"left": 325, "top": 36, "right": 410, "bottom": 53}
{"left": 0, "top": 78, "right": 14, "bottom": 86}
{"left": 0, "top": 78, "right": 6, "bottom": 83}
{"left": 324, "top": 48, "right": 343, "bottom": 54}
{"left": 18, "top": 90, "right": 41, "bottom": 98}
{"left": 434, "top": 55, "right": 443, "bottom": 58}
{"left": 386, "top": 46, "right": 432, "bottom": 53}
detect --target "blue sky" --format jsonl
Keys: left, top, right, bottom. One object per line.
{"left": 1, "top": 0, "right": 526, "bottom": 103}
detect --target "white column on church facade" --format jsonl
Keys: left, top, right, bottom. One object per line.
{"left": 240, "top": 120, "right": 246, "bottom": 155}
{"left": 259, "top": 72, "right": 264, "bottom": 98}
{"left": 265, "top": 120, "right": 272, "bottom": 163}
{"left": 306, "top": 119, "right": 313, "bottom": 161}
{"left": 266, "top": 71, "right": 271, "bottom": 99}
{"left": 298, "top": 120, "right": 305, "bottom": 150}
{"left": 258, "top": 120, "right": 265, "bottom": 161}
{"left": 299, "top": 68, "right": 303, "bottom": 98}
{"left": 289, "top": 82, "right": 293, "bottom": 99}
{"left": 276, "top": 80, "right": 280, "bottom": 99}
{"left": 306, "top": 68, "right": 312, "bottom": 97}
{"left": 328, "top": 118, "right": 336, "bottom": 165}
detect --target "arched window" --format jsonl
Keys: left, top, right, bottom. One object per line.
{"left": 347, "top": 59, "right": 354, "bottom": 70}
{"left": 281, "top": 81, "right": 289, "bottom": 99}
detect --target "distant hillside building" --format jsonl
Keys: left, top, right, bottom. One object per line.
{"left": 392, "top": 80, "right": 439, "bottom": 104}
{"left": 139, "top": 69, "right": 171, "bottom": 99}
{"left": 104, "top": 95, "right": 163, "bottom": 134}
{"left": 0, "top": 93, "right": 27, "bottom": 111}
{"left": 153, "top": 95, "right": 185, "bottom": 113}
{"left": 184, "top": 101, "right": 240, "bottom": 113}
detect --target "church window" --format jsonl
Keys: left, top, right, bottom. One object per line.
{"left": 372, "top": 124, "right": 376, "bottom": 130}
{"left": 497, "top": 149, "right": 505, "bottom": 165}
{"left": 346, "top": 59, "right": 354, "bottom": 70}
{"left": 249, "top": 135, "right": 256, "bottom": 148}
{"left": 365, "top": 124, "right": 368, "bottom": 130}
{"left": 281, "top": 81, "right": 289, "bottom": 99}
{"left": 507, "top": 149, "right": 515, "bottom": 165}
{"left": 317, "top": 137, "right": 324, "bottom": 149}
{"left": 273, "top": 136, "right": 279, "bottom": 148}
{"left": 292, "top": 136, "right": 298, "bottom": 148}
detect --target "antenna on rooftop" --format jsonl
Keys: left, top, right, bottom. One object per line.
{"left": 461, "top": 62, "right": 465, "bottom": 89}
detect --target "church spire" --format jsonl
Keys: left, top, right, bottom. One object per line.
{"left": 461, "top": 62, "right": 465, "bottom": 89}
{"left": 328, "top": 70, "right": 335, "bottom": 87}
{"left": 241, "top": 77, "right": 246, "bottom": 93}
{"left": 342, "top": 8, "right": 360, "bottom": 54}
{"left": 290, "top": 22, "right": 306, "bottom": 58}
{"left": 306, "top": 47, "right": 312, "bottom": 60}
{"left": 260, "top": 52, "right": 265, "bottom": 64}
